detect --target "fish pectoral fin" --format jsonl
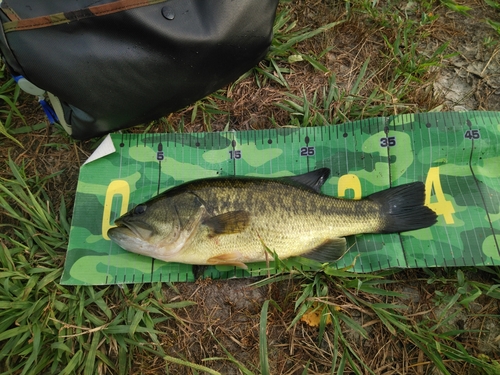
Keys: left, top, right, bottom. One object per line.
{"left": 203, "top": 210, "right": 251, "bottom": 236}
{"left": 207, "top": 253, "right": 248, "bottom": 269}
{"left": 302, "top": 238, "right": 347, "bottom": 263}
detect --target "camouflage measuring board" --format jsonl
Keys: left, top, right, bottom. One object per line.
{"left": 62, "top": 111, "right": 500, "bottom": 285}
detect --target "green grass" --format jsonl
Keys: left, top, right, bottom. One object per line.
{"left": 254, "top": 3, "right": 343, "bottom": 88}
{"left": 261, "top": 0, "right": 454, "bottom": 129}
{"left": 251, "top": 261, "right": 500, "bottom": 374}
{"left": 0, "top": 73, "right": 25, "bottom": 148}
{"left": 0, "top": 157, "right": 196, "bottom": 374}
{"left": 0, "top": 64, "right": 48, "bottom": 147}
{"left": 275, "top": 58, "right": 391, "bottom": 126}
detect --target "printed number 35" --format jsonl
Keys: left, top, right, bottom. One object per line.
{"left": 380, "top": 136, "right": 396, "bottom": 147}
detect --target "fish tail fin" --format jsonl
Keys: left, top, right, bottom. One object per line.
{"left": 368, "top": 182, "right": 437, "bottom": 233}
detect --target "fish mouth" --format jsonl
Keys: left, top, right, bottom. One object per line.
{"left": 111, "top": 219, "right": 154, "bottom": 241}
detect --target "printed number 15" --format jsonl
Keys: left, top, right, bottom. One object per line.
{"left": 229, "top": 150, "right": 242, "bottom": 159}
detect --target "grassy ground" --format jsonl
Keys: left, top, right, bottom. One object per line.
{"left": 1, "top": 0, "right": 500, "bottom": 374}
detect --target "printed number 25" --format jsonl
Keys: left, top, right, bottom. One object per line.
{"left": 300, "top": 146, "right": 315, "bottom": 156}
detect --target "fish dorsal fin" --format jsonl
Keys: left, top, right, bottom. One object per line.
{"left": 203, "top": 210, "right": 251, "bottom": 236}
{"left": 283, "top": 168, "right": 330, "bottom": 193}
{"left": 207, "top": 253, "right": 248, "bottom": 269}
{"left": 302, "top": 237, "right": 347, "bottom": 263}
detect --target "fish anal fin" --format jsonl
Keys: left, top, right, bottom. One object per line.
{"left": 207, "top": 253, "right": 248, "bottom": 269}
{"left": 203, "top": 210, "right": 251, "bottom": 236}
{"left": 302, "top": 238, "right": 347, "bottom": 263}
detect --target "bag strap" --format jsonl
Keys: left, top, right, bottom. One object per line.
{"left": 1, "top": 6, "right": 21, "bottom": 22}
{"left": 2, "top": 0, "right": 167, "bottom": 32}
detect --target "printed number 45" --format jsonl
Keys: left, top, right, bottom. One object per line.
{"left": 464, "top": 129, "right": 480, "bottom": 139}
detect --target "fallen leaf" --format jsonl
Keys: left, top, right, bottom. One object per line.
{"left": 300, "top": 304, "right": 333, "bottom": 327}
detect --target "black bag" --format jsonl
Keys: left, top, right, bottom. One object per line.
{"left": 0, "top": 0, "right": 279, "bottom": 140}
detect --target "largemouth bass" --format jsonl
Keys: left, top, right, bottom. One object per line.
{"left": 108, "top": 168, "right": 437, "bottom": 268}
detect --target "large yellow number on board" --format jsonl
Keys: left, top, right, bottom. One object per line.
{"left": 102, "top": 180, "right": 130, "bottom": 240}
{"left": 338, "top": 174, "right": 362, "bottom": 199}
{"left": 425, "top": 167, "right": 455, "bottom": 224}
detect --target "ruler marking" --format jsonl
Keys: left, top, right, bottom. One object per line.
{"left": 430, "top": 121, "right": 454, "bottom": 263}
{"left": 343, "top": 128, "right": 349, "bottom": 172}
{"left": 466, "top": 117, "right": 500, "bottom": 259}
{"left": 231, "top": 136, "right": 237, "bottom": 177}
{"left": 447, "top": 117, "right": 481, "bottom": 263}
{"left": 157, "top": 144, "right": 162, "bottom": 195}
{"left": 149, "top": 136, "right": 163, "bottom": 280}
{"left": 383, "top": 121, "right": 392, "bottom": 186}
{"left": 446, "top": 116, "right": 467, "bottom": 264}
{"left": 385, "top": 117, "right": 408, "bottom": 267}
{"left": 305, "top": 129, "right": 310, "bottom": 172}
{"left": 437, "top": 115, "right": 454, "bottom": 266}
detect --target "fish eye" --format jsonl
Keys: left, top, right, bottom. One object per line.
{"left": 133, "top": 205, "right": 147, "bottom": 215}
